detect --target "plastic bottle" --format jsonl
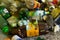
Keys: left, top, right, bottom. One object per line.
{"left": 0, "top": 15, "right": 9, "bottom": 33}
{"left": 0, "top": 6, "right": 11, "bottom": 19}
{"left": 11, "top": 35, "right": 22, "bottom": 40}
{"left": 19, "top": 8, "right": 29, "bottom": 20}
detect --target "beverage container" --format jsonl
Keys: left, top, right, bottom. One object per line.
{"left": 0, "top": 15, "right": 9, "bottom": 33}
{"left": 0, "top": 6, "right": 11, "bottom": 19}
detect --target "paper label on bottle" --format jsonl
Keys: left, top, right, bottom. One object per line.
{"left": 35, "top": 10, "right": 44, "bottom": 16}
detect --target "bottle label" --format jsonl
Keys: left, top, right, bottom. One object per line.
{"left": 3, "top": 8, "right": 9, "bottom": 13}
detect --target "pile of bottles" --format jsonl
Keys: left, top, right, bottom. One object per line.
{"left": 0, "top": 0, "right": 60, "bottom": 40}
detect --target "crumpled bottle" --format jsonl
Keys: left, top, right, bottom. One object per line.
{"left": 11, "top": 35, "right": 22, "bottom": 40}
{"left": 36, "top": 37, "right": 45, "bottom": 40}
{"left": 0, "top": 6, "right": 11, "bottom": 19}
{"left": 2, "top": 25, "right": 9, "bottom": 33}
{"left": 19, "top": 8, "right": 29, "bottom": 20}
{"left": 0, "top": 15, "right": 9, "bottom": 33}
{"left": 25, "top": 0, "right": 34, "bottom": 9}
{"left": 7, "top": 16, "right": 18, "bottom": 27}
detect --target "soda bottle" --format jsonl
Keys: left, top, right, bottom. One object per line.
{"left": 11, "top": 35, "right": 22, "bottom": 40}
{"left": 0, "top": 15, "right": 9, "bottom": 33}
{"left": 0, "top": 6, "right": 11, "bottom": 19}
{"left": 19, "top": 8, "right": 29, "bottom": 20}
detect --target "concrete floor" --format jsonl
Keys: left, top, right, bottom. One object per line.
{"left": 22, "top": 32, "right": 60, "bottom": 40}
{"left": 40, "top": 32, "right": 60, "bottom": 40}
{"left": 0, "top": 30, "right": 8, "bottom": 40}
{"left": 0, "top": 29, "right": 60, "bottom": 40}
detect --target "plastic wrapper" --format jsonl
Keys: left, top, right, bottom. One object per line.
{"left": 7, "top": 16, "right": 18, "bottom": 27}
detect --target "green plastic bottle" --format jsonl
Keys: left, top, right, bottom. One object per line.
{"left": 37, "top": 37, "right": 45, "bottom": 40}
{"left": 19, "top": 8, "right": 29, "bottom": 20}
{"left": 29, "top": 11, "right": 35, "bottom": 17}
{"left": 37, "top": 37, "right": 42, "bottom": 40}
{"left": 0, "top": 15, "right": 9, "bottom": 33}
{"left": 0, "top": 6, "right": 11, "bottom": 19}
{"left": 2, "top": 25, "right": 9, "bottom": 33}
